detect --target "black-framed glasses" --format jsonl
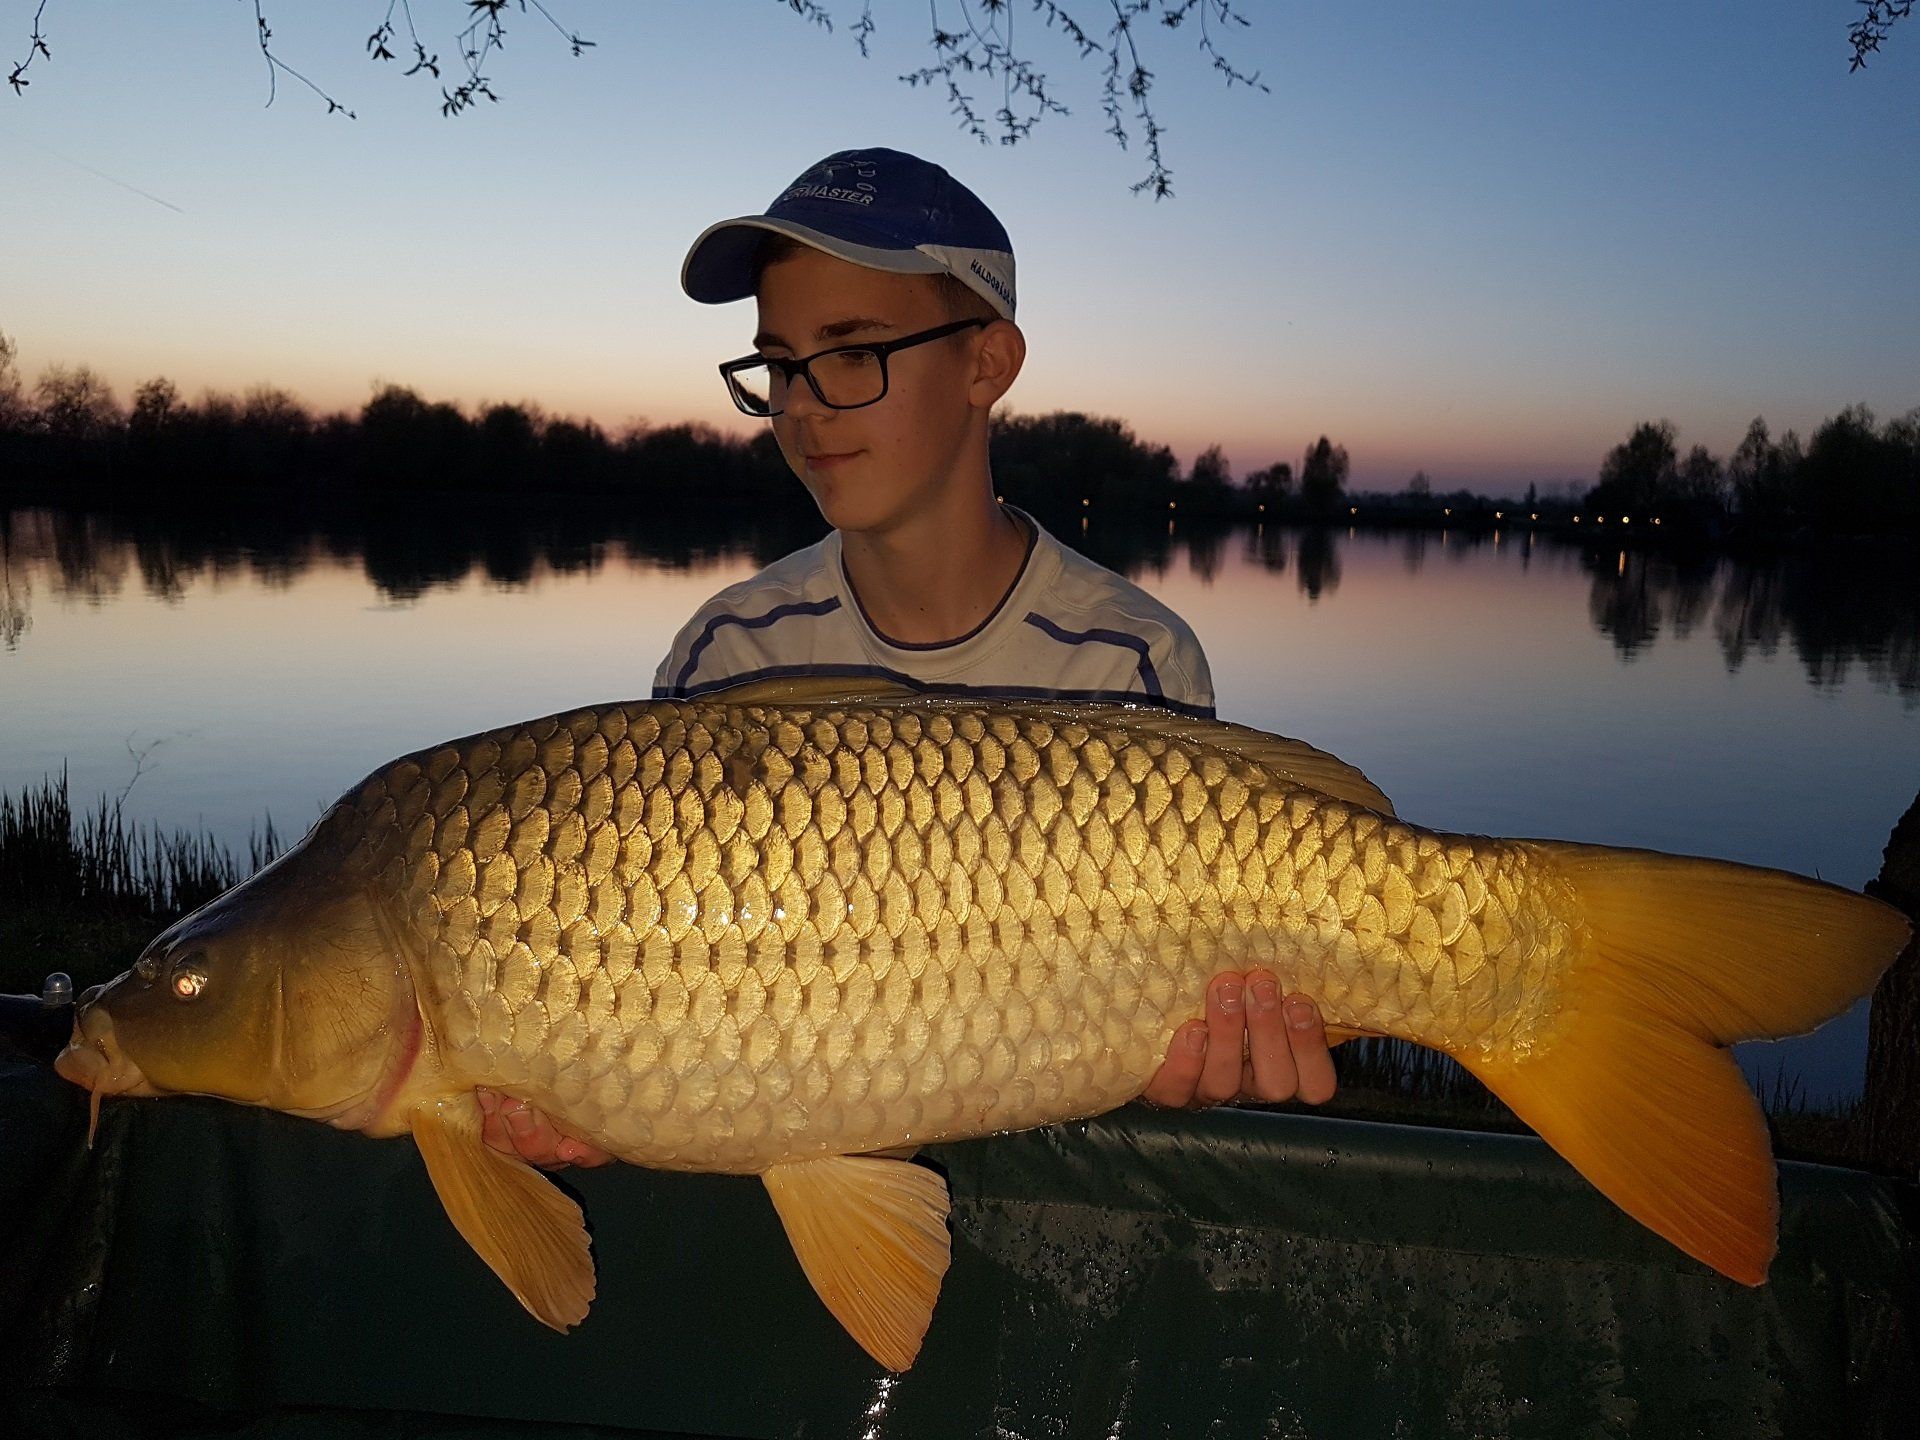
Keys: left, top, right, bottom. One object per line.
{"left": 718, "top": 318, "right": 988, "bottom": 417}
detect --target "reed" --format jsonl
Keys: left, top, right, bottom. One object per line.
{"left": 0, "top": 773, "right": 277, "bottom": 997}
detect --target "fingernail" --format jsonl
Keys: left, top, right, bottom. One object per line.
{"left": 1286, "top": 997, "right": 1318, "bottom": 1029}
{"left": 1253, "top": 980, "right": 1279, "bottom": 1010}
{"left": 508, "top": 1106, "right": 535, "bottom": 1133}
{"left": 1184, "top": 1025, "right": 1208, "bottom": 1054}
{"left": 1218, "top": 982, "right": 1243, "bottom": 1013}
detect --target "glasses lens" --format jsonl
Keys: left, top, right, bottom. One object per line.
{"left": 725, "top": 362, "right": 774, "bottom": 416}
{"left": 809, "top": 349, "right": 886, "bottom": 409}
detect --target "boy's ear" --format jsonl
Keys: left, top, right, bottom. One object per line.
{"left": 967, "top": 320, "right": 1026, "bottom": 410}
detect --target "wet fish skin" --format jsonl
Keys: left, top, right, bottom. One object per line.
{"left": 344, "top": 697, "right": 1565, "bottom": 1170}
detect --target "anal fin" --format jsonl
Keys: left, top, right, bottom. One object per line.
{"left": 411, "top": 1095, "right": 596, "bottom": 1331}
{"left": 763, "top": 1154, "right": 952, "bottom": 1371}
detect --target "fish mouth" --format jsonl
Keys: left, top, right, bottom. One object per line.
{"left": 54, "top": 1002, "right": 158, "bottom": 1146}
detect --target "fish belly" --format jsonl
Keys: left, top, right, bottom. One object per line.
{"left": 341, "top": 700, "right": 1578, "bottom": 1173}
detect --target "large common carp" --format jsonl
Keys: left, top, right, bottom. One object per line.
{"left": 55, "top": 679, "right": 1908, "bottom": 1370}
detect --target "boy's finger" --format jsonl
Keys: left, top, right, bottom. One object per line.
{"left": 555, "top": 1138, "right": 614, "bottom": 1167}
{"left": 476, "top": 1087, "right": 514, "bottom": 1155}
{"left": 1284, "top": 995, "right": 1338, "bottom": 1105}
{"left": 1141, "top": 1021, "right": 1208, "bottom": 1106}
{"left": 504, "top": 1097, "right": 568, "bottom": 1163}
{"left": 1242, "top": 970, "right": 1301, "bottom": 1102}
{"left": 505, "top": 1100, "right": 544, "bottom": 1139}
{"left": 1196, "top": 975, "right": 1247, "bottom": 1104}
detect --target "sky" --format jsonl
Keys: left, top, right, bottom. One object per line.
{"left": 2, "top": 1, "right": 1916, "bottom": 494}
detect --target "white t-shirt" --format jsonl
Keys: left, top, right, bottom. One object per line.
{"left": 652, "top": 509, "right": 1215, "bottom": 716}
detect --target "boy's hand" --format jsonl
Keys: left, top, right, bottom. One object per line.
{"left": 476, "top": 1088, "right": 614, "bottom": 1170}
{"left": 1141, "top": 969, "right": 1339, "bottom": 1109}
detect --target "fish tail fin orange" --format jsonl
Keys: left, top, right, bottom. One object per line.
{"left": 1452, "top": 845, "right": 1909, "bottom": 1286}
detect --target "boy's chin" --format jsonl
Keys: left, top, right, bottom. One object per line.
{"left": 805, "top": 478, "right": 896, "bottom": 536}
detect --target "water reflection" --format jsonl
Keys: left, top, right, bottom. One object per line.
{"left": 0, "top": 535, "right": 27, "bottom": 649}
{"left": 1238, "top": 524, "right": 1342, "bottom": 600}
{"left": 1584, "top": 548, "right": 1717, "bottom": 656}
{"left": 2, "top": 508, "right": 1915, "bottom": 698}
{"left": 1295, "top": 527, "right": 1342, "bottom": 601}
{"left": 0, "top": 505, "right": 1281, "bottom": 619}
{"left": 1400, "top": 529, "right": 1429, "bottom": 575}
{"left": 1247, "top": 522, "right": 1287, "bottom": 577}
{"left": 1582, "top": 543, "right": 1919, "bottom": 698}
{"left": 0, "top": 502, "right": 828, "bottom": 617}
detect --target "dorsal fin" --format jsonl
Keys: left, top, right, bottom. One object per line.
{"left": 1063, "top": 706, "right": 1397, "bottom": 817}
{"left": 693, "top": 681, "right": 1395, "bottom": 816}
{"left": 699, "top": 675, "right": 922, "bottom": 708}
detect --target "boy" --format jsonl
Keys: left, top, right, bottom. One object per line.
{"left": 481, "top": 148, "right": 1335, "bottom": 1168}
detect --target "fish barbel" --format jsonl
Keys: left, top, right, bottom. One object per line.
{"left": 54, "top": 679, "right": 1909, "bottom": 1369}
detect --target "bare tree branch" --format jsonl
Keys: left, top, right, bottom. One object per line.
{"left": 876, "top": 0, "right": 1267, "bottom": 198}
{"left": 12, "top": 2, "right": 1910, "bottom": 172}
{"left": 6, "top": 0, "right": 49, "bottom": 97}
{"left": 7, "top": 1, "right": 1255, "bottom": 194}
{"left": 252, "top": 0, "right": 357, "bottom": 118}
{"left": 1849, "top": 0, "right": 1916, "bottom": 70}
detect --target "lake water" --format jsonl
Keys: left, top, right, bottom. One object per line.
{"left": 2, "top": 505, "right": 1914, "bottom": 1103}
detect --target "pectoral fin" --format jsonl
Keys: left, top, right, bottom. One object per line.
{"left": 762, "top": 1154, "right": 952, "bottom": 1372}
{"left": 1074, "top": 707, "right": 1397, "bottom": 816}
{"left": 410, "top": 1095, "right": 596, "bottom": 1331}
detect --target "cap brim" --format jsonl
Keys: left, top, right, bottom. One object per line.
{"left": 680, "top": 216, "right": 946, "bottom": 305}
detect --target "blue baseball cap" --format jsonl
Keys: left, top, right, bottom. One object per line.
{"left": 681, "top": 148, "right": 1016, "bottom": 320}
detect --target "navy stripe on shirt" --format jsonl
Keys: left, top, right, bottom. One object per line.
{"left": 673, "top": 596, "right": 843, "bottom": 691}
{"left": 1020, "top": 612, "right": 1164, "bottom": 698}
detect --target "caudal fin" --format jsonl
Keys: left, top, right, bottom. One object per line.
{"left": 1453, "top": 845, "right": 1908, "bottom": 1285}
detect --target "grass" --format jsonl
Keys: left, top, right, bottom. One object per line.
{"left": 0, "top": 772, "right": 277, "bottom": 998}
{"left": 0, "top": 776, "right": 1864, "bottom": 1163}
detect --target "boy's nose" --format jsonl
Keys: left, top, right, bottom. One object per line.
{"left": 779, "top": 372, "right": 831, "bottom": 419}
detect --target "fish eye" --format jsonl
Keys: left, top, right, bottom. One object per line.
{"left": 169, "top": 953, "right": 210, "bottom": 1001}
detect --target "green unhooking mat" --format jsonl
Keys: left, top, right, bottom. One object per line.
{"left": 1, "top": 1057, "right": 1914, "bottom": 1439}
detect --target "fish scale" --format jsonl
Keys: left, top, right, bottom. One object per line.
{"left": 329, "top": 698, "right": 1572, "bottom": 1174}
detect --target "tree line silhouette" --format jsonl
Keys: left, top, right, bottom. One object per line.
{"left": 2, "top": 337, "right": 1914, "bottom": 538}
{"left": 0, "top": 340, "right": 1360, "bottom": 533}
{"left": 1583, "top": 412, "right": 1920, "bottom": 539}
